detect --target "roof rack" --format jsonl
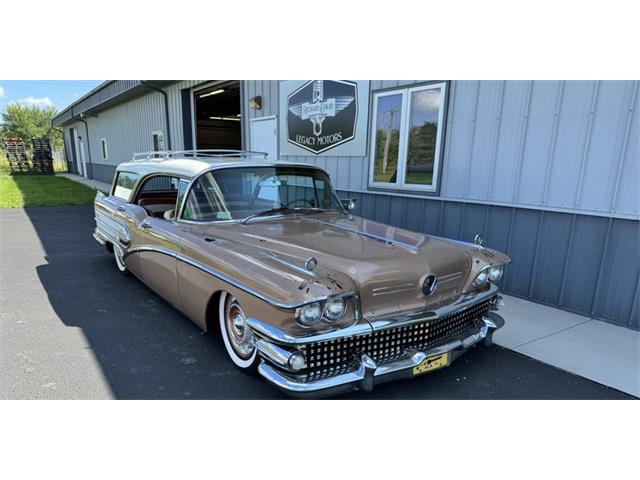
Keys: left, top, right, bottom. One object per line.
{"left": 131, "top": 149, "right": 268, "bottom": 161}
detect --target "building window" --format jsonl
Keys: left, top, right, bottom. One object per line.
{"left": 152, "top": 131, "right": 165, "bottom": 153}
{"left": 100, "top": 138, "right": 108, "bottom": 160}
{"left": 369, "top": 82, "right": 447, "bottom": 192}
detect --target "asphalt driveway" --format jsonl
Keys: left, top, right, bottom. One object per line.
{"left": 0, "top": 205, "right": 633, "bottom": 399}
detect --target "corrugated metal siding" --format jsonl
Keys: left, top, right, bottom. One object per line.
{"left": 86, "top": 90, "right": 166, "bottom": 166}
{"left": 249, "top": 80, "right": 638, "bottom": 219}
{"left": 58, "top": 79, "right": 639, "bottom": 328}
{"left": 337, "top": 189, "right": 640, "bottom": 328}
{"left": 163, "top": 80, "right": 207, "bottom": 151}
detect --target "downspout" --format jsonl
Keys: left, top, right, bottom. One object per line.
{"left": 78, "top": 114, "right": 94, "bottom": 179}
{"left": 141, "top": 81, "right": 172, "bottom": 150}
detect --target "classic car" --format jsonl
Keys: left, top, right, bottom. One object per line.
{"left": 93, "top": 149, "right": 510, "bottom": 397}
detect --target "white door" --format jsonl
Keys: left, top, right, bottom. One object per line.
{"left": 250, "top": 116, "right": 278, "bottom": 159}
{"left": 74, "top": 131, "right": 87, "bottom": 178}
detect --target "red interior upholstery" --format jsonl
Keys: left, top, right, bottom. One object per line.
{"left": 138, "top": 197, "right": 176, "bottom": 218}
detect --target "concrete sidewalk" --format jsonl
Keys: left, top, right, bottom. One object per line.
{"left": 495, "top": 296, "right": 639, "bottom": 397}
{"left": 57, "top": 173, "right": 111, "bottom": 193}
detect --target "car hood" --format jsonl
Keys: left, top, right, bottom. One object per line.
{"left": 187, "top": 212, "right": 504, "bottom": 320}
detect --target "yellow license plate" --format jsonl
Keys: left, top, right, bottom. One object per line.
{"left": 413, "top": 353, "right": 449, "bottom": 376}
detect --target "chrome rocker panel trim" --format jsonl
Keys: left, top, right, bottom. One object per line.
{"left": 257, "top": 312, "right": 505, "bottom": 398}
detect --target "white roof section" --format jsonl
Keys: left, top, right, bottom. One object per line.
{"left": 116, "top": 156, "right": 326, "bottom": 179}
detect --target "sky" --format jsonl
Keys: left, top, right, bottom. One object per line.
{"left": 0, "top": 80, "right": 104, "bottom": 114}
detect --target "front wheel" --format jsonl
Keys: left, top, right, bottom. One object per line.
{"left": 219, "top": 291, "right": 259, "bottom": 372}
{"left": 113, "top": 243, "right": 130, "bottom": 275}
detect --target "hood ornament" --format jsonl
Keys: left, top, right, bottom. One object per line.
{"left": 474, "top": 234, "right": 484, "bottom": 247}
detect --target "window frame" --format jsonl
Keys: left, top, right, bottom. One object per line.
{"left": 112, "top": 170, "right": 141, "bottom": 201}
{"left": 100, "top": 138, "right": 108, "bottom": 161}
{"left": 368, "top": 82, "right": 447, "bottom": 194}
{"left": 151, "top": 130, "right": 165, "bottom": 154}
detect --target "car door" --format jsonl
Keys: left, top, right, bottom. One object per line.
{"left": 131, "top": 175, "right": 191, "bottom": 309}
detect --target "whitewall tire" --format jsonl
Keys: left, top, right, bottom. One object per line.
{"left": 113, "top": 244, "right": 130, "bottom": 275}
{"left": 219, "top": 291, "right": 259, "bottom": 372}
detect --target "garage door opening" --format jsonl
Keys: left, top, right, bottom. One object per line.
{"left": 194, "top": 81, "right": 241, "bottom": 150}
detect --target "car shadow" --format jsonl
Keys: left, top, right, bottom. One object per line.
{"left": 27, "top": 205, "right": 284, "bottom": 399}
{"left": 21, "top": 205, "right": 633, "bottom": 400}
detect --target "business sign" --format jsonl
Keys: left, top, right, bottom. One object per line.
{"left": 279, "top": 80, "right": 369, "bottom": 156}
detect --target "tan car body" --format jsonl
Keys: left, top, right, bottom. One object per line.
{"left": 94, "top": 155, "right": 510, "bottom": 396}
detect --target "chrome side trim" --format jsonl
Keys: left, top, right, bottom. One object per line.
{"left": 437, "top": 271, "right": 463, "bottom": 284}
{"left": 95, "top": 211, "right": 128, "bottom": 246}
{"left": 124, "top": 245, "right": 351, "bottom": 310}
{"left": 247, "top": 317, "right": 373, "bottom": 345}
{"left": 305, "top": 218, "right": 420, "bottom": 253}
{"left": 126, "top": 245, "right": 178, "bottom": 259}
{"left": 264, "top": 251, "right": 316, "bottom": 279}
{"left": 372, "top": 283, "right": 416, "bottom": 296}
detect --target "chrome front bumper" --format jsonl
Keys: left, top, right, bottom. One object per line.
{"left": 247, "top": 286, "right": 505, "bottom": 398}
{"left": 255, "top": 312, "right": 504, "bottom": 398}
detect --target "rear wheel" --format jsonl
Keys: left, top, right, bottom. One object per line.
{"left": 219, "top": 291, "right": 259, "bottom": 372}
{"left": 113, "top": 244, "right": 130, "bottom": 275}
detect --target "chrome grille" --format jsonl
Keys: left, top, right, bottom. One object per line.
{"left": 304, "top": 298, "right": 492, "bottom": 381}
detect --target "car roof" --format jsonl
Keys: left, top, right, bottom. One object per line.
{"left": 116, "top": 157, "right": 326, "bottom": 179}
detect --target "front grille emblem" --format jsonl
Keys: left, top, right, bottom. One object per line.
{"left": 423, "top": 275, "right": 438, "bottom": 296}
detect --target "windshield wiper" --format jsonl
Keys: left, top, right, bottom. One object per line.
{"left": 241, "top": 206, "right": 293, "bottom": 224}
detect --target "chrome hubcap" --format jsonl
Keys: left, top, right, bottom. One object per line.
{"left": 225, "top": 297, "right": 254, "bottom": 359}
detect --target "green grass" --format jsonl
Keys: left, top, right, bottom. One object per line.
{"left": 0, "top": 175, "right": 97, "bottom": 208}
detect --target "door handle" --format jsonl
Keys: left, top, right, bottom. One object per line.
{"left": 116, "top": 206, "right": 125, "bottom": 212}
{"left": 140, "top": 221, "right": 152, "bottom": 230}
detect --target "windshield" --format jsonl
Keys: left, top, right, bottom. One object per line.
{"left": 181, "top": 166, "right": 344, "bottom": 221}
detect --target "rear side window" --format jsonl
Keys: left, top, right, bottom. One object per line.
{"left": 113, "top": 171, "right": 140, "bottom": 200}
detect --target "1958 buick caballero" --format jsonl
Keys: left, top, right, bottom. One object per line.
{"left": 94, "top": 150, "right": 510, "bottom": 397}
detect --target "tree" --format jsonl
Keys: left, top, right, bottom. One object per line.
{"left": 0, "top": 103, "right": 62, "bottom": 149}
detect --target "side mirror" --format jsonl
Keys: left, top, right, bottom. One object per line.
{"left": 340, "top": 198, "right": 357, "bottom": 211}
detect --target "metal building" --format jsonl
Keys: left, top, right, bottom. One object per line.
{"left": 52, "top": 80, "right": 640, "bottom": 328}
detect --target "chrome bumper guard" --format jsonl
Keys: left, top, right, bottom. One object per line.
{"left": 248, "top": 285, "right": 505, "bottom": 397}
{"left": 256, "top": 313, "right": 504, "bottom": 397}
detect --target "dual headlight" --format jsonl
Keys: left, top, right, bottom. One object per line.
{"left": 473, "top": 264, "right": 505, "bottom": 287}
{"left": 296, "top": 297, "right": 346, "bottom": 327}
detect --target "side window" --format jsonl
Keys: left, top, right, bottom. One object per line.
{"left": 135, "top": 175, "right": 181, "bottom": 220}
{"left": 113, "top": 171, "right": 140, "bottom": 200}
{"left": 139, "top": 175, "right": 179, "bottom": 194}
{"left": 100, "top": 138, "right": 108, "bottom": 160}
{"left": 182, "top": 173, "right": 230, "bottom": 221}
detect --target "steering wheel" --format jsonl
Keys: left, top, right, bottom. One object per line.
{"left": 285, "top": 198, "right": 315, "bottom": 208}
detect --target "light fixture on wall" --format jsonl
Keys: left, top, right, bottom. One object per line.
{"left": 249, "top": 95, "right": 262, "bottom": 110}
{"left": 209, "top": 116, "right": 241, "bottom": 122}
{"left": 199, "top": 89, "right": 225, "bottom": 98}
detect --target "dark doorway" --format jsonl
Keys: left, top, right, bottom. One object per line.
{"left": 68, "top": 128, "right": 78, "bottom": 174}
{"left": 194, "top": 81, "right": 241, "bottom": 150}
